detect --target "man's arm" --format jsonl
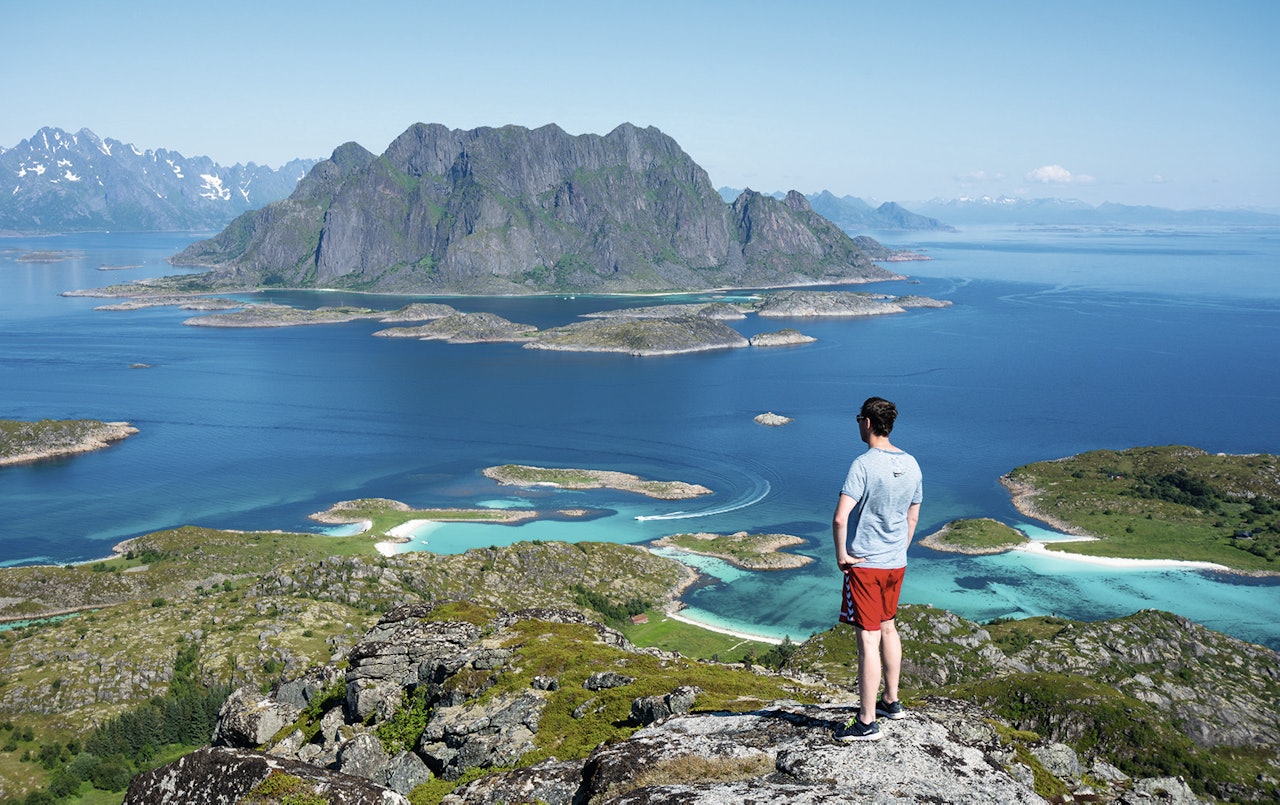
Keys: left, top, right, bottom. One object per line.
{"left": 832, "top": 493, "right": 860, "bottom": 570}
{"left": 905, "top": 502, "right": 921, "bottom": 543}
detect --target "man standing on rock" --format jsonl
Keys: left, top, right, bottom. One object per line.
{"left": 831, "top": 396, "right": 923, "bottom": 742}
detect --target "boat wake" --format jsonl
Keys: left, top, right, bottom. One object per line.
{"left": 635, "top": 480, "right": 771, "bottom": 521}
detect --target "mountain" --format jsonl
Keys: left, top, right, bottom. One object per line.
{"left": 0, "top": 127, "right": 317, "bottom": 234}
{"left": 719, "top": 187, "right": 953, "bottom": 233}
{"left": 911, "top": 195, "right": 1280, "bottom": 226}
{"left": 168, "top": 123, "right": 898, "bottom": 295}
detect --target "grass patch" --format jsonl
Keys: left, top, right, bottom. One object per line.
{"left": 620, "top": 610, "right": 774, "bottom": 663}
{"left": 984, "top": 616, "right": 1072, "bottom": 655}
{"left": 475, "top": 619, "right": 820, "bottom": 767}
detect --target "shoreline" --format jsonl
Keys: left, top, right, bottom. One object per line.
{"left": 0, "top": 420, "right": 139, "bottom": 467}
{"left": 661, "top": 604, "right": 784, "bottom": 646}
{"left": 651, "top": 547, "right": 785, "bottom": 645}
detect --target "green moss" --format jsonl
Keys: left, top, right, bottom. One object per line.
{"left": 242, "top": 770, "right": 328, "bottom": 805}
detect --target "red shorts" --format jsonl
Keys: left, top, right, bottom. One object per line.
{"left": 840, "top": 566, "right": 905, "bottom": 631}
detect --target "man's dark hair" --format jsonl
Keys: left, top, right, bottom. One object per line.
{"left": 861, "top": 397, "right": 898, "bottom": 437}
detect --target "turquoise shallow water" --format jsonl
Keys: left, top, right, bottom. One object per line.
{"left": 2, "top": 226, "right": 1278, "bottom": 647}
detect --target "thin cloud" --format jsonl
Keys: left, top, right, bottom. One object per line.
{"left": 1027, "top": 164, "right": 1095, "bottom": 185}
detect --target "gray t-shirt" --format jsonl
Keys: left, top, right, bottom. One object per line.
{"left": 840, "top": 447, "right": 923, "bottom": 569}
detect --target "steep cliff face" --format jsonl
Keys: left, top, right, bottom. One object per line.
{"left": 170, "top": 123, "right": 896, "bottom": 294}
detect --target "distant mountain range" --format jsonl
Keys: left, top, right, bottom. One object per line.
{"left": 721, "top": 188, "right": 1280, "bottom": 232}
{"left": 0, "top": 127, "right": 317, "bottom": 234}
{"left": 718, "top": 188, "right": 954, "bottom": 232}
{"left": 909, "top": 195, "right": 1280, "bottom": 227}
{"left": 168, "top": 123, "right": 898, "bottom": 295}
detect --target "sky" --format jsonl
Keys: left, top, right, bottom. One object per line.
{"left": 2, "top": 0, "right": 1278, "bottom": 210}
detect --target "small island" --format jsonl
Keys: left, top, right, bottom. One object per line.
{"left": 582, "top": 302, "right": 748, "bottom": 320}
{"left": 374, "top": 312, "right": 538, "bottom": 343}
{"left": 749, "top": 328, "right": 816, "bottom": 347}
{"left": 0, "top": 418, "right": 138, "bottom": 466}
{"left": 754, "top": 290, "right": 952, "bottom": 318}
{"left": 483, "top": 464, "right": 712, "bottom": 500}
{"left": 1002, "top": 445, "right": 1279, "bottom": 575}
{"left": 16, "top": 250, "right": 85, "bottom": 263}
{"left": 651, "top": 531, "right": 814, "bottom": 570}
{"left": 919, "top": 518, "right": 1030, "bottom": 555}
{"left": 525, "top": 316, "right": 749, "bottom": 356}
{"left": 753, "top": 412, "right": 793, "bottom": 426}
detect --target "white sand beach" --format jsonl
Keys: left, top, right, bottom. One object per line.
{"left": 1012, "top": 539, "right": 1230, "bottom": 572}
{"left": 663, "top": 605, "right": 784, "bottom": 645}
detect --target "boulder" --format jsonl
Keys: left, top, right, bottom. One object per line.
{"left": 631, "top": 686, "right": 701, "bottom": 726}
{"left": 385, "top": 750, "right": 433, "bottom": 796}
{"left": 585, "top": 671, "right": 635, "bottom": 691}
{"left": 337, "top": 733, "right": 391, "bottom": 783}
{"left": 418, "top": 691, "right": 546, "bottom": 780}
{"left": 212, "top": 686, "right": 302, "bottom": 748}
{"left": 442, "top": 759, "right": 587, "bottom": 805}
{"left": 123, "top": 745, "right": 409, "bottom": 805}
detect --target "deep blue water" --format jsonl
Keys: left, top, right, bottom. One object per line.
{"left": 2, "top": 226, "right": 1278, "bottom": 648}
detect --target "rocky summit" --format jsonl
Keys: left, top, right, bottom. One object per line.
{"left": 121, "top": 602, "right": 1268, "bottom": 804}
{"left": 168, "top": 123, "right": 899, "bottom": 294}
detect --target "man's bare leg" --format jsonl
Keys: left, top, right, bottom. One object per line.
{"left": 857, "top": 626, "right": 882, "bottom": 724}
{"left": 880, "top": 618, "right": 901, "bottom": 705}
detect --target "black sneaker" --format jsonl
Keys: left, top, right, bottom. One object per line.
{"left": 876, "top": 699, "right": 906, "bottom": 720}
{"left": 834, "top": 717, "right": 882, "bottom": 742}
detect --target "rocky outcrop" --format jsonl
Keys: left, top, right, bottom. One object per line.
{"left": 187, "top": 603, "right": 1250, "bottom": 803}
{"left": 755, "top": 289, "right": 951, "bottom": 317}
{"left": 749, "top": 329, "right": 815, "bottom": 347}
{"left": 753, "top": 411, "right": 794, "bottom": 426}
{"left": 168, "top": 123, "right": 900, "bottom": 294}
{"left": 123, "top": 745, "right": 409, "bottom": 804}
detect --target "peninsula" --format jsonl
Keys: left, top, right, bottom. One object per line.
{"left": 651, "top": 531, "right": 814, "bottom": 570}
{"left": 997, "top": 446, "right": 1278, "bottom": 574}
{"left": 483, "top": 464, "right": 712, "bottom": 500}
{"left": 0, "top": 418, "right": 137, "bottom": 466}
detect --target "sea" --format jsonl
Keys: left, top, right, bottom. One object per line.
{"left": 2, "top": 225, "right": 1278, "bottom": 649}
